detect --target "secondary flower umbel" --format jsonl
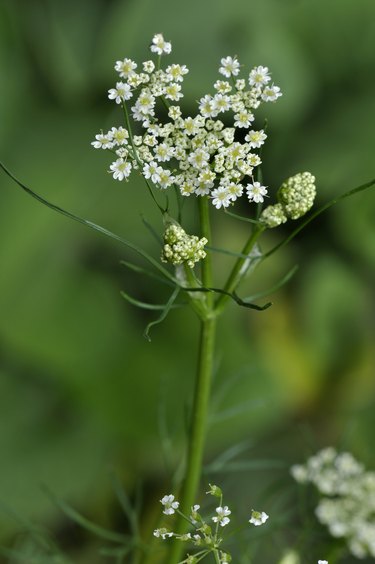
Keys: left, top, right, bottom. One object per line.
{"left": 154, "top": 485, "right": 269, "bottom": 563}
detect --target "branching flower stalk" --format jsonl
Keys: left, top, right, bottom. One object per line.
{"left": 1, "top": 30, "right": 374, "bottom": 564}
{"left": 89, "top": 33, "right": 318, "bottom": 563}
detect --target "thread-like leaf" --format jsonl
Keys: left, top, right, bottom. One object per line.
{"left": 141, "top": 215, "right": 163, "bottom": 245}
{"left": 224, "top": 208, "right": 260, "bottom": 224}
{"left": 121, "top": 289, "right": 184, "bottom": 311}
{"left": 143, "top": 286, "right": 180, "bottom": 341}
{"left": 42, "top": 487, "right": 129, "bottom": 544}
{"left": 109, "top": 472, "right": 139, "bottom": 537}
{"left": 205, "top": 459, "right": 286, "bottom": 474}
{"left": 0, "top": 161, "right": 176, "bottom": 283}
{"left": 120, "top": 260, "right": 175, "bottom": 287}
{"left": 206, "top": 245, "right": 262, "bottom": 260}
{"left": 242, "top": 265, "right": 299, "bottom": 302}
{"left": 205, "top": 440, "right": 254, "bottom": 473}
{"left": 181, "top": 285, "right": 271, "bottom": 311}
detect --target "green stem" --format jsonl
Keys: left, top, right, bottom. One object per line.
{"left": 199, "top": 197, "right": 214, "bottom": 309}
{"left": 213, "top": 549, "right": 221, "bottom": 564}
{"left": 167, "top": 316, "right": 217, "bottom": 564}
{"left": 165, "top": 198, "right": 216, "bottom": 564}
{"left": 214, "top": 226, "right": 264, "bottom": 314}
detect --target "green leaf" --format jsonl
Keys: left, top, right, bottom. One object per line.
{"left": 204, "top": 459, "right": 286, "bottom": 474}
{"left": 206, "top": 245, "right": 263, "bottom": 260}
{"left": 242, "top": 265, "right": 299, "bottom": 302}
{"left": 0, "top": 161, "right": 176, "bottom": 283}
{"left": 120, "top": 289, "right": 184, "bottom": 311}
{"left": 42, "top": 487, "right": 129, "bottom": 544}
{"left": 120, "top": 260, "right": 175, "bottom": 287}
{"left": 205, "top": 440, "right": 254, "bottom": 473}
{"left": 141, "top": 214, "right": 163, "bottom": 245}
{"left": 224, "top": 208, "right": 260, "bottom": 224}
{"left": 180, "top": 284, "right": 272, "bottom": 311}
{"left": 143, "top": 286, "right": 180, "bottom": 341}
{"left": 109, "top": 472, "right": 139, "bottom": 537}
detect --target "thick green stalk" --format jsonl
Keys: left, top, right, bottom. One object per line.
{"left": 165, "top": 198, "right": 216, "bottom": 564}
{"left": 215, "top": 226, "right": 264, "bottom": 314}
{"left": 166, "top": 316, "right": 216, "bottom": 564}
{"left": 198, "top": 197, "right": 214, "bottom": 309}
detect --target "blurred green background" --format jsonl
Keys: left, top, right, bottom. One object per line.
{"left": 0, "top": 0, "right": 374, "bottom": 561}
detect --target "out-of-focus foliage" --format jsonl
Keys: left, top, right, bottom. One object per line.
{"left": 0, "top": 0, "right": 374, "bottom": 561}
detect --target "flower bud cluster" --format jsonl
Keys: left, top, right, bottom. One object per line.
{"left": 260, "top": 171, "right": 316, "bottom": 228}
{"left": 259, "top": 203, "right": 287, "bottom": 228}
{"left": 278, "top": 172, "right": 316, "bottom": 220}
{"left": 161, "top": 223, "right": 207, "bottom": 269}
{"left": 291, "top": 447, "right": 375, "bottom": 559}
{"left": 154, "top": 485, "right": 268, "bottom": 563}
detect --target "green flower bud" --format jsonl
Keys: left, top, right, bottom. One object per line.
{"left": 278, "top": 171, "right": 316, "bottom": 220}
{"left": 259, "top": 203, "right": 288, "bottom": 228}
{"left": 206, "top": 483, "right": 222, "bottom": 498}
{"left": 161, "top": 222, "right": 207, "bottom": 268}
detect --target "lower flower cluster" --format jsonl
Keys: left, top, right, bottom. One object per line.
{"left": 292, "top": 447, "right": 375, "bottom": 559}
{"left": 153, "top": 484, "right": 269, "bottom": 563}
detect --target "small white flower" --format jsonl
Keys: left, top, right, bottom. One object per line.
{"left": 114, "top": 58, "right": 137, "bottom": 78}
{"left": 143, "top": 161, "right": 161, "bottom": 183}
{"left": 211, "top": 187, "right": 231, "bottom": 209}
{"left": 109, "top": 158, "right": 132, "bottom": 181}
{"left": 108, "top": 82, "right": 132, "bottom": 104}
{"left": 199, "top": 95, "right": 216, "bottom": 118}
{"left": 91, "top": 133, "right": 113, "bottom": 149}
{"left": 158, "top": 168, "right": 175, "bottom": 188}
{"left": 135, "top": 90, "right": 155, "bottom": 114}
{"left": 212, "top": 505, "right": 231, "bottom": 526}
{"left": 188, "top": 148, "right": 210, "bottom": 170}
{"left": 249, "top": 65, "right": 271, "bottom": 86}
{"left": 261, "top": 84, "right": 282, "bottom": 102}
{"left": 234, "top": 110, "right": 254, "bottom": 128}
{"left": 214, "top": 80, "right": 232, "bottom": 94}
{"left": 150, "top": 33, "right": 172, "bottom": 55}
{"left": 219, "top": 56, "right": 240, "bottom": 78}
{"left": 318, "top": 561, "right": 328, "bottom": 564}
{"left": 154, "top": 142, "right": 174, "bottom": 162}
{"left": 166, "top": 64, "right": 189, "bottom": 82}
{"left": 227, "top": 182, "right": 243, "bottom": 201}
{"left": 235, "top": 79, "right": 246, "bottom": 91}
{"left": 245, "top": 129, "right": 267, "bottom": 148}
{"left": 168, "top": 105, "right": 182, "bottom": 120}
{"left": 213, "top": 93, "right": 231, "bottom": 113}
{"left": 246, "top": 181, "right": 268, "bottom": 203}
{"left": 153, "top": 528, "right": 174, "bottom": 539}
{"left": 249, "top": 509, "right": 269, "bottom": 526}
{"left": 110, "top": 126, "right": 129, "bottom": 146}
{"left": 165, "top": 83, "right": 183, "bottom": 101}
{"left": 143, "top": 60, "right": 155, "bottom": 73}
{"left": 160, "top": 494, "right": 179, "bottom": 515}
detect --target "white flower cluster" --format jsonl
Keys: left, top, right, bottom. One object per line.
{"left": 154, "top": 485, "right": 268, "bottom": 563}
{"left": 161, "top": 222, "right": 207, "bottom": 268}
{"left": 92, "top": 33, "right": 283, "bottom": 210}
{"left": 260, "top": 171, "right": 316, "bottom": 228}
{"left": 292, "top": 447, "right": 375, "bottom": 559}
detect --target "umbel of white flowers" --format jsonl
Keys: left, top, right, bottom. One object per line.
{"left": 92, "top": 33, "right": 283, "bottom": 208}
{"left": 91, "top": 32, "right": 317, "bottom": 267}
{"left": 153, "top": 484, "right": 269, "bottom": 563}
{"left": 292, "top": 447, "right": 375, "bottom": 559}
